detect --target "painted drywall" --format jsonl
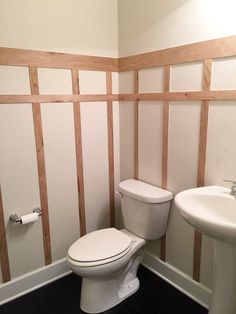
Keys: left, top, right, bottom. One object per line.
{"left": 0, "top": 0, "right": 118, "bottom": 57}
{"left": 118, "top": 0, "right": 236, "bottom": 57}
{"left": 118, "top": 0, "right": 236, "bottom": 290}
{"left": 0, "top": 0, "right": 119, "bottom": 284}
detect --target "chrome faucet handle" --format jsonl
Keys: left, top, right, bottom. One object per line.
{"left": 223, "top": 179, "right": 236, "bottom": 185}
{"left": 224, "top": 180, "right": 236, "bottom": 196}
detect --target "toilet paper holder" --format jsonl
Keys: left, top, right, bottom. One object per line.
{"left": 9, "top": 207, "right": 42, "bottom": 223}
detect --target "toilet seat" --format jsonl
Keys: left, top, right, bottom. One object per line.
{"left": 68, "top": 228, "right": 133, "bottom": 267}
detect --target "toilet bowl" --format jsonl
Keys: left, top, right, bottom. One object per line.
{"left": 67, "top": 179, "right": 173, "bottom": 313}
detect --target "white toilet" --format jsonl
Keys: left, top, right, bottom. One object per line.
{"left": 67, "top": 179, "right": 173, "bottom": 313}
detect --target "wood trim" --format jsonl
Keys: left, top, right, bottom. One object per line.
{"left": 1, "top": 89, "right": 236, "bottom": 105}
{"left": 0, "top": 47, "right": 118, "bottom": 71}
{"left": 193, "top": 230, "right": 202, "bottom": 282}
{"left": 71, "top": 69, "right": 86, "bottom": 236}
{"left": 119, "top": 90, "right": 236, "bottom": 102}
{"left": 119, "top": 35, "right": 236, "bottom": 71}
{"left": 0, "top": 94, "right": 119, "bottom": 104}
{"left": 0, "top": 185, "right": 11, "bottom": 283}
{"left": 134, "top": 70, "right": 139, "bottom": 179}
{"left": 197, "top": 59, "right": 212, "bottom": 187}
{"left": 106, "top": 72, "right": 115, "bottom": 227}
{"left": 162, "top": 65, "right": 170, "bottom": 190}
{"left": 193, "top": 59, "right": 212, "bottom": 282}
{"left": 160, "top": 65, "right": 170, "bottom": 262}
{"left": 29, "top": 66, "right": 52, "bottom": 265}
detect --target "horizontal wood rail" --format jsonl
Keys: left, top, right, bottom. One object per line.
{"left": 1, "top": 90, "right": 236, "bottom": 105}
{"left": 0, "top": 47, "right": 118, "bottom": 71}
{"left": 119, "top": 91, "right": 236, "bottom": 101}
{"left": 119, "top": 35, "right": 236, "bottom": 71}
{"left": 0, "top": 94, "right": 119, "bottom": 104}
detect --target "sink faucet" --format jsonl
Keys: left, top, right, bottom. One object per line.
{"left": 224, "top": 180, "right": 236, "bottom": 197}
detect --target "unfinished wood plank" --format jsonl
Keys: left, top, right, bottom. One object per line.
{"left": 193, "top": 59, "right": 212, "bottom": 282}
{"left": 119, "top": 35, "right": 236, "bottom": 71}
{"left": 71, "top": 69, "right": 86, "bottom": 236}
{"left": 0, "top": 47, "right": 118, "bottom": 71}
{"left": 106, "top": 72, "right": 115, "bottom": 227}
{"left": 29, "top": 66, "right": 52, "bottom": 265}
{"left": 1, "top": 90, "right": 236, "bottom": 105}
{"left": 162, "top": 65, "right": 170, "bottom": 190}
{"left": 197, "top": 59, "right": 212, "bottom": 187}
{"left": 0, "top": 94, "right": 119, "bottom": 104}
{"left": 160, "top": 65, "right": 170, "bottom": 262}
{"left": 119, "top": 90, "right": 236, "bottom": 102}
{"left": 193, "top": 230, "right": 203, "bottom": 282}
{"left": 0, "top": 185, "right": 11, "bottom": 283}
{"left": 134, "top": 70, "right": 139, "bottom": 180}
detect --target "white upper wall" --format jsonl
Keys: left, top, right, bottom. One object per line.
{"left": 0, "top": 0, "right": 118, "bottom": 57}
{"left": 118, "top": 0, "right": 236, "bottom": 57}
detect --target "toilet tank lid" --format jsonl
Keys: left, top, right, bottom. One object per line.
{"left": 119, "top": 179, "right": 173, "bottom": 203}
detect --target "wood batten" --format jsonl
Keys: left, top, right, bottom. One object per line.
{"left": 106, "top": 72, "right": 115, "bottom": 227}
{"left": 160, "top": 65, "right": 171, "bottom": 262}
{"left": 197, "top": 59, "right": 212, "bottom": 187}
{"left": 193, "top": 59, "right": 212, "bottom": 282}
{"left": 0, "top": 94, "right": 119, "bottom": 104}
{"left": 134, "top": 70, "right": 139, "bottom": 180}
{"left": 71, "top": 69, "right": 86, "bottom": 236}
{"left": 0, "top": 185, "right": 11, "bottom": 282}
{"left": 0, "top": 47, "right": 118, "bottom": 71}
{"left": 29, "top": 66, "right": 52, "bottom": 265}
{"left": 119, "top": 35, "right": 236, "bottom": 71}
{"left": 119, "top": 90, "right": 236, "bottom": 102}
{"left": 162, "top": 65, "right": 170, "bottom": 190}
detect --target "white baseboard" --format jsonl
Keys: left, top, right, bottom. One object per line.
{"left": 142, "top": 250, "right": 211, "bottom": 309}
{"left": 0, "top": 258, "right": 71, "bottom": 305}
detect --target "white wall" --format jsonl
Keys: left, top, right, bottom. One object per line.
{"left": 0, "top": 0, "right": 118, "bottom": 57}
{"left": 0, "top": 0, "right": 119, "bottom": 285}
{"left": 118, "top": 0, "right": 236, "bottom": 57}
{"left": 118, "top": 0, "right": 236, "bottom": 290}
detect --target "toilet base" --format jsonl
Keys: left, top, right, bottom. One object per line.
{"left": 80, "top": 252, "right": 143, "bottom": 313}
{"left": 80, "top": 276, "right": 139, "bottom": 313}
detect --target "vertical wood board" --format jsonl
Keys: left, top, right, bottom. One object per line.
{"left": 71, "top": 69, "right": 86, "bottom": 236}
{"left": 193, "top": 59, "right": 212, "bottom": 282}
{"left": 106, "top": 71, "right": 115, "bottom": 227}
{"left": 29, "top": 66, "right": 52, "bottom": 265}
{"left": 0, "top": 186, "right": 11, "bottom": 282}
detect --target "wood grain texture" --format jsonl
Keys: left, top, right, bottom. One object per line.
{"left": 106, "top": 72, "right": 115, "bottom": 227}
{"left": 0, "top": 94, "right": 119, "bottom": 104}
{"left": 0, "top": 47, "right": 118, "bottom": 71}
{"left": 29, "top": 66, "right": 52, "bottom": 265}
{"left": 193, "top": 59, "right": 212, "bottom": 282}
{"left": 133, "top": 70, "right": 139, "bottom": 180}
{"left": 1, "top": 90, "right": 236, "bottom": 104}
{"left": 119, "top": 35, "right": 236, "bottom": 71}
{"left": 0, "top": 185, "right": 11, "bottom": 282}
{"left": 71, "top": 69, "right": 86, "bottom": 236}
{"left": 193, "top": 230, "right": 203, "bottom": 282}
{"left": 119, "top": 90, "right": 236, "bottom": 102}
{"left": 160, "top": 65, "right": 170, "bottom": 262}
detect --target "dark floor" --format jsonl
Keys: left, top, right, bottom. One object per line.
{"left": 0, "top": 266, "right": 207, "bottom": 314}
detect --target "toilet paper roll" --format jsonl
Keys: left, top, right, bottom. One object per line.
{"left": 20, "top": 213, "right": 39, "bottom": 224}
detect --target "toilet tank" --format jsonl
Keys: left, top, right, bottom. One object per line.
{"left": 119, "top": 179, "right": 173, "bottom": 240}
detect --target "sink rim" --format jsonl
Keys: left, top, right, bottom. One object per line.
{"left": 174, "top": 185, "right": 236, "bottom": 243}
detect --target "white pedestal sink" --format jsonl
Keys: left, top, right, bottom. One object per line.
{"left": 175, "top": 186, "right": 236, "bottom": 314}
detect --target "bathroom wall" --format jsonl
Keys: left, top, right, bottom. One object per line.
{"left": 118, "top": 0, "right": 236, "bottom": 290}
{"left": 0, "top": 0, "right": 119, "bottom": 284}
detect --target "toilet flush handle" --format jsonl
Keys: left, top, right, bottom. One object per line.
{"left": 115, "top": 191, "right": 123, "bottom": 198}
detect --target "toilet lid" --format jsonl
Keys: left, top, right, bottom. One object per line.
{"left": 68, "top": 228, "right": 132, "bottom": 263}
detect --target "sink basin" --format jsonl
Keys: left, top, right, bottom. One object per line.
{"left": 175, "top": 186, "right": 236, "bottom": 243}
{"left": 175, "top": 186, "right": 236, "bottom": 314}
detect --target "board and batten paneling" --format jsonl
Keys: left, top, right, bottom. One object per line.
{"left": 1, "top": 37, "right": 236, "bottom": 290}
